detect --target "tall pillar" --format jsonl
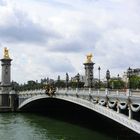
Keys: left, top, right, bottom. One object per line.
{"left": 0, "top": 48, "right": 12, "bottom": 108}
{"left": 83, "top": 53, "right": 95, "bottom": 88}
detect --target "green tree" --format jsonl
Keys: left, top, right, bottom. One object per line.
{"left": 54, "top": 80, "right": 65, "bottom": 88}
{"left": 129, "top": 75, "right": 140, "bottom": 89}
{"left": 110, "top": 79, "right": 125, "bottom": 89}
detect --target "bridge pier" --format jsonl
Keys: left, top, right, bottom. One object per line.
{"left": 0, "top": 48, "right": 17, "bottom": 112}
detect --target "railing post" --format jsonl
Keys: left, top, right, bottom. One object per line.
{"left": 65, "top": 88, "right": 68, "bottom": 96}
{"left": 89, "top": 88, "right": 91, "bottom": 94}
{"left": 106, "top": 101, "right": 109, "bottom": 109}
{"left": 116, "top": 90, "right": 119, "bottom": 96}
{"left": 127, "top": 89, "right": 131, "bottom": 96}
{"left": 76, "top": 88, "right": 78, "bottom": 97}
{"left": 117, "top": 102, "right": 120, "bottom": 113}
{"left": 76, "top": 88, "right": 78, "bottom": 93}
{"left": 105, "top": 88, "right": 108, "bottom": 95}
{"left": 56, "top": 87, "right": 58, "bottom": 92}
{"left": 98, "top": 89, "right": 100, "bottom": 95}
{"left": 128, "top": 104, "right": 133, "bottom": 119}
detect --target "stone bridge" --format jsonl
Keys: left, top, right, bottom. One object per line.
{"left": 18, "top": 88, "right": 140, "bottom": 134}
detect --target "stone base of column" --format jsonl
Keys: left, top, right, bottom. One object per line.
{"left": 0, "top": 94, "right": 11, "bottom": 112}
{"left": 0, "top": 93, "right": 10, "bottom": 106}
{"left": 0, "top": 106, "right": 12, "bottom": 112}
{"left": 0, "top": 93, "right": 12, "bottom": 112}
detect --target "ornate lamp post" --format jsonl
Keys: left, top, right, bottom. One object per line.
{"left": 98, "top": 66, "right": 101, "bottom": 89}
{"left": 106, "top": 70, "right": 110, "bottom": 89}
{"left": 76, "top": 73, "right": 80, "bottom": 89}
{"left": 127, "top": 67, "right": 133, "bottom": 118}
{"left": 57, "top": 75, "right": 60, "bottom": 88}
{"left": 127, "top": 67, "right": 132, "bottom": 90}
{"left": 117, "top": 74, "right": 120, "bottom": 90}
{"left": 117, "top": 74, "right": 119, "bottom": 80}
{"left": 66, "top": 73, "right": 69, "bottom": 89}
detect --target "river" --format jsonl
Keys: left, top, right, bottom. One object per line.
{"left": 0, "top": 113, "right": 121, "bottom": 140}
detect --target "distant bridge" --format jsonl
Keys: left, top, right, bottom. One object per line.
{"left": 18, "top": 88, "right": 140, "bottom": 134}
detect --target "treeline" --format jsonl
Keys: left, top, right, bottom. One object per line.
{"left": 11, "top": 75, "right": 140, "bottom": 91}
{"left": 109, "top": 75, "right": 140, "bottom": 89}
{"left": 11, "top": 79, "right": 85, "bottom": 91}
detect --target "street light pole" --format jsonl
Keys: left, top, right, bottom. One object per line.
{"left": 117, "top": 74, "right": 119, "bottom": 80}
{"left": 127, "top": 67, "right": 132, "bottom": 96}
{"left": 98, "top": 66, "right": 101, "bottom": 89}
{"left": 66, "top": 73, "right": 69, "bottom": 89}
{"left": 76, "top": 73, "right": 80, "bottom": 89}
{"left": 106, "top": 70, "right": 110, "bottom": 89}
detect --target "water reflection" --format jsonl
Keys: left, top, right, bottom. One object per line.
{"left": 0, "top": 113, "right": 116, "bottom": 140}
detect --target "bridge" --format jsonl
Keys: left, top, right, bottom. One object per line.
{"left": 18, "top": 88, "right": 140, "bottom": 134}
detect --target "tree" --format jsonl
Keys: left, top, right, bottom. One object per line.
{"left": 129, "top": 75, "right": 140, "bottom": 89}
{"left": 54, "top": 80, "right": 65, "bottom": 88}
{"left": 110, "top": 79, "right": 125, "bottom": 89}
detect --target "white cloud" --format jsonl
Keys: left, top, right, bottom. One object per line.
{"left": 0, "top": 0, "right": 140, "bottom": 83}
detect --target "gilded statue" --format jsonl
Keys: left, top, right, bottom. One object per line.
{"left": 4, "top": 47, "right": 10, "bottom": 59}
{"left": 86, "top": 53, "right": 93, "bottom": 63}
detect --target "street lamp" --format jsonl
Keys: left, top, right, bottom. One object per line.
{"left": 98, "top": 66, "right": 101, "bottom": 89}
{"left": 76, "top": 73, "right": 80, "bottom": 89}
{"left": 66, "top": 73, "right": 69, "bottom": 89}
{"left": 89, "top": 72, "right": 93, "bottom": 88}
{"left": 117, "top": 74, "right": 120, "bottom": 89}
{"left": 127, "top": 67, "right": 132, "bottom": 90}
{"left": 106, "top": 70, "right": 110, "bottom": 89}
{"left": 117, "top": 74, "right": 119, "bottom": 80}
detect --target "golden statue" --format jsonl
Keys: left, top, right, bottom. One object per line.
{"left": 4, "top": 47, "right": 10, "bottom": 59}
{"left": 86, "top": 53, "right": 93, "bottom": 63}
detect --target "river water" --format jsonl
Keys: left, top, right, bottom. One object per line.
{"left": 0, "top": 113, "right": 120, "bottom": 140}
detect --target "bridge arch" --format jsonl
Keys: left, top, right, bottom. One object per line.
{"left": 18, "top": 94, "right": 140, "bottom": 134}
{"left": 18, "top": 88, "right": 140, "bottom": 135}
{"left": 19, "top": 94, "right": 97, "bottom": 112}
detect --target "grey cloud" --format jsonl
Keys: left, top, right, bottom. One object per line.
{"left": 0, "top": 0, "right": 6, "bottom": 6}
{"left": 47, "top": 57, "right": 75, "bottom": 73}
{"left": 48, "top": 28, "right": 101, "bottom": 53}
{"left": 40, "top": 0, "right": 75, "bottom": 9}
{"left": 48, "top": 41, "right": 85, "bottom": 53}
{"left": 24, "top": 52, "right": 76, "bottom": 73}
{"left": 49, "top": 63, "right": 75, "bottom": 73}
{"left": 95, "top": 32, "right": 140, "bottom": 72}
{"left": 0, "top": 10, "right": 60, "bottom": 44}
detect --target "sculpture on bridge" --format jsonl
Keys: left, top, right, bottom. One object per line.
{"left": 4, "top": 47, "right": 10, "bottom": 59}
{"left": 86, "top": 53, "right": 93, "bottom": 63}
{"left": 44, "top": 84, "right": 56, "bottom": 97}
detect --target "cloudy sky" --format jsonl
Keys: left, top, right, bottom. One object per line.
{"left": 0, "top": 0, "right": 140, "bottom": 83}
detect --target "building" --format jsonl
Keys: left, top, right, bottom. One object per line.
{"left": 122, "top": 68, "right": 140, "bottom": 82}
{"left": 71, "top": 75, "right": 85, "bottom": 83}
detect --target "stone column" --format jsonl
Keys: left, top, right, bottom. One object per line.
{"left": 83, "top": 53, "right": 95, "bottom": 88}
{"left": 0, "top": 48, "right": 12, "bottom": 108}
